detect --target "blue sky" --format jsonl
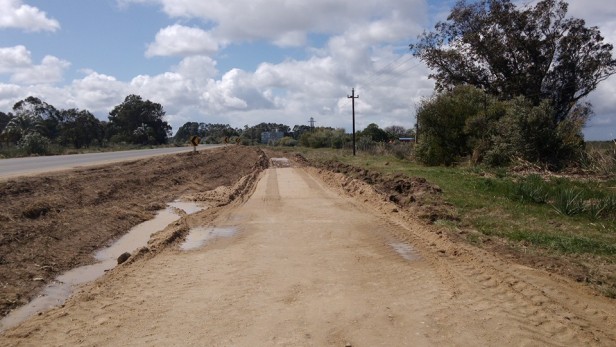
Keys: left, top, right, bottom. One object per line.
{"left": 0, "top": 0, "right": 614, "bottom": 140}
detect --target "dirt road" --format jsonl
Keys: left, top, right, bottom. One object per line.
{"left": 2, "top": 161, "right": 616, "bottom": 346}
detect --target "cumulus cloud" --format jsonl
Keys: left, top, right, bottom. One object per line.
{"left": 0, "top": 0, "right": 60, "bottom": 32}
{"left": 122, "top": 0, "right": 425, "bottom": 45}
{"left": 0, "top": 45, "right": 31, "bottom": 73}
{"left": 146, "top": 25, "right": 221, "bottom": 57}
{"left": 0, "top": 46, "right": 70, "bottom": 85}
{"left": 69, "top": 72, "right": 128, "bottom": 114}
{"left": 10, "top": 55, "right": 70, "bottom": 84}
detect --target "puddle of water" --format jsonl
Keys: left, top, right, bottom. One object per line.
{"left": 389, "top": 242, "right": 421, "bottom": 261}
{"left": 180, "top": 226, "right": 238, "bottom": 251}
{"left": 0, "top": 201, "right": 203, "bottom": 333}
{"left": 169, "top": 201, "right": 203, "bottom": 215}
{"left": 271, "top": 158, "right": 290, "bottom": 167}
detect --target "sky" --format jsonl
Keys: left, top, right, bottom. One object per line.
{"left": 0, "top": 0, "right": 615, "bottom": 140}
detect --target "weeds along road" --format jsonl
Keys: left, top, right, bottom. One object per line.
{"left": 0, "top": 145, "right": 223, "bottom": 179}
{"left": 2, "top": 161, "right": 616, "bottom": 346}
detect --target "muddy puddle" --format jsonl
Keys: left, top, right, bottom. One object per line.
{"left": 180, "top": 226, "right": 238, "bottom": 251}
{"left": 270, "top": 158, "right": 290, "bottom": 168}
{"left": 0, "top": 201, "right": 203, "bottom": 333}
{"left": 389, "top": 242, "right": 421, "bottom": 261}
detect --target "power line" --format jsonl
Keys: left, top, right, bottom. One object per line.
{"left": 363, "top": 54, "right": 416, "bottom": 86}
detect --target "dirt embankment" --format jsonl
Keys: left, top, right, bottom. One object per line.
{"left": 0, "top": 146, "right": 268, "bottom": 318}
{"left": 306, "top": 158, "right": 457, "bottom": 223}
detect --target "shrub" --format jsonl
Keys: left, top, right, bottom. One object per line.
{"left": 18, "top": 132, "right": 50, "bottom": 155}
{"left": 552, "top": 188, "right": 584, "bottom": 216}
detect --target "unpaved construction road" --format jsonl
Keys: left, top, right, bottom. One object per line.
{"left": 1, "top": 154, "right": 616, "bottom": 346}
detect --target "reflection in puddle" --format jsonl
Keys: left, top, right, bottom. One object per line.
{"left": 389, "top": 242, "right": 420, "bottom": 261}
{"left": 270, "top": 158, "right": 290, "bottom": 168}
{"left": 180, "top": 226, "right": 238, "bottom": 251}
{"left": 0, "top": 201, "right": 203, "bottom": 333}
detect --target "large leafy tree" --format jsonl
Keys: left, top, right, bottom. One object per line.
{"left": 0, "top": 112, "right": 10, "bottom": 143}
{"left": 410, "top": 0, "right": 616, "bottom": 123}
{"left": 108, "top": 95, "right": 171, "bottom": 145}
{"left": 12, "top": 96, "right": 62, "bottom": 140}
{"left": 359, "top": 123, "right": 390, "bottom": 142}
{"left": 174, "top": 122, "right": 206, "bottom": 144}
{"left": 59, "top": 109, "right": 104, "bottom": 148}
{"left": 1, "top": 112, "right": 44, "bottom": 144}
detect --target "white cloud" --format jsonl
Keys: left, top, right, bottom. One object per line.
{"left": 146, "top": 24, "right": 220, "bottom": 57}
{"left": 69, "top": 72, "right": 128, "bottom": 113}
{"left": 0, "top": 0, "right": 60, "bottom": 32}
{"left": 0, "top": 45, "right": 32, "bottom": 73}
{"left": 0, "top": 83, "right": 23, "bottom": 110}
{"left": 10, "top": 55, "right": 70, "bottom": 85}
{"left": 123, "top": 0, "right": 426, "bottom": 45}
{"left": 0, "top": 46, "right": 70, "bottom": 85}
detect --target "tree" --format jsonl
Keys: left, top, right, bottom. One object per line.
{"left": 0, "top": 112, "right": 10, "bottom": 145}
{"left": 416, "top": 85, "right": 585, "bottom": 168}
{"left": 12, "top": 96, "right": 62, "bottom": 140}
{"left": 384, "top": 125, "right": 414, "bottom": 139}
{"left": 1, "top": 112, "right": 44, "bottom": 144}
{"left": 410, "top": 0, "right": 616, "bottom": 123}
{"left": 359, "top": 123, "right": 389, "bottom": 142}
{"left": 202, "top": 123, "right": 239, "bottom": 143}
{"left": 241, "top": 123, "right": 290, "bottom": 144}
{"left": 58, "top": 109, "right": 103, "bottom": 148}
{"left": 415, "top": 86, "right": 487, "bottom": 166}
{"left": 173, "top": 122, "right": 205, "bottom": 144}
{"left": 299, "top": 127, "right": 347, "bottom": 148}
{"left": 108, "top": 95, "right": 171, "bottom": 145}
{"left": 0, "top": 112, "right": 9, "bottom": 134}
{"left": 291, "top": 125, "right": 313, "bottom": 140}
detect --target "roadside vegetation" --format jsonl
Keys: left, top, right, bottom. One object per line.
{"left": 281, "top": 146, "right": 616, "bottom": 297}
{"left": 0, "top": 95, "right": 174, "bottom": 158}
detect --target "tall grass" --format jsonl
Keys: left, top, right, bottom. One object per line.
{"left": 509, "top": 175, "right": 616, "bottom": 221}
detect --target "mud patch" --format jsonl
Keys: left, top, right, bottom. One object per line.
{"left": 0, "top": 201, "right": 203, "bottom": 332}
{"left": 389, "top": 242, "right": 421, "bottom": 261}
{"left": 270, "top": 158, "right": 290, "bottom": 168}
{"left": 180, "top": 226, "right": 238, "bottom": 251}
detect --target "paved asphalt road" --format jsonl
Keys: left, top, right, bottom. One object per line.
{"left": 0, "top": 145, "right": 223, "bottom": 179}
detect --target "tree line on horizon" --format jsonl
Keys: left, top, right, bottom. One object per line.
{"left": 0, "top": 94, "right": 414, "bottom": 157}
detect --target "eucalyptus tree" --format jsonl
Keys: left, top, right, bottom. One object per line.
{"left": 410, "top": 0, "right": 616, "bottom": 123}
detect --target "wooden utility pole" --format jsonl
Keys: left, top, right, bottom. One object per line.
{"left": 347, "top": 88, "right": 359, "bottom": 156}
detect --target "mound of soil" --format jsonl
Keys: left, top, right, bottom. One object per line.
{"left": 0, "top": 146, "right": 268, "bottom": 318}
{"left": 315, "top": 160, "right": 458, "bottom": 223}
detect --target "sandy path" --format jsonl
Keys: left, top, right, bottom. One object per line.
{"left": 2, "top": 166, "right": 615, "bottom": 346}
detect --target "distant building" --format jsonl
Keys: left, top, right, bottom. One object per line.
{"left": 261, "top": 131, "right": 285, "bottom": 144}
{"left": 399, "top": 137, "right": 416, "bottom": 143}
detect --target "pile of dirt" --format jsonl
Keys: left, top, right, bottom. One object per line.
{"left": 314, "top": 160, "right": 458, "bottom": 223}
{"left": 0, "top": 146, "right": 268, "bottom": 318}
